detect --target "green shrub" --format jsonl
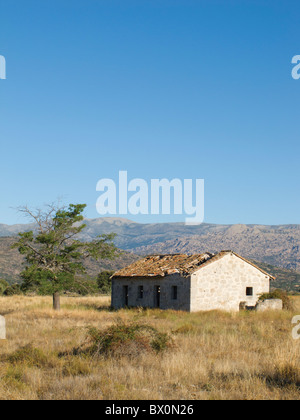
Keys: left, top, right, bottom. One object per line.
{"left": 62, "top": 357, "right": 92, "bottom": 377}
{"left": 97, "top": 270, "right": 114, "bottom": 294}
{"left": 64, "top": 277, "right": 99, "bottom": 296}
{"left": 259, "top": 289, "right": 294, "bottom": 311}
{"left": 7, "top": 344, "right": 49, "bottom": 368}
{"left": 4, "top": 284, "right": 23, "bottom": 296}
{"left": 73, "top": 322, "right": 172, "bottom": 359}
{"left": 3, "top": 366, "right": 26, "bottom": 390}
{"left": 0, "top": 279, "right": 9, "bottom": 295}
{"left": 20, "top": 275, "right": 99, "bottom": 296}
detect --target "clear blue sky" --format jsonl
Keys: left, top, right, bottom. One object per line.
{"left": 1, "top": 0, "right": 299, "bottom": 225}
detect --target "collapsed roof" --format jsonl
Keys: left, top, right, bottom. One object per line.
{"left": 112, "top": 251, "right": 275, "bottom": 279}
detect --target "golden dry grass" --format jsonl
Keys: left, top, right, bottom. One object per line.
{"left": 0, "top": 295, "right": 299, "bottom": 400}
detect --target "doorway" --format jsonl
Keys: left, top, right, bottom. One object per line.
{"left": 154, "top": 286, "right": 161, "bottom": 308}
{"left": 123, "top": 285, "right": 129, "bottom": 307}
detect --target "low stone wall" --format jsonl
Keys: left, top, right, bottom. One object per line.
{"left": 255, "top": 299, "right": 283, "bottom": 312}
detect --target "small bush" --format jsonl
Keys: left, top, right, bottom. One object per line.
{"left": 97, "top": 271, "right": 114, "bottom": 294}
{"left": 66, "top": 278, "right": 99, "bottom": 296}
{"left": 3, "top": 284, "right": 23, "bottom": 296}
{"left": 0, "top": 279, "right": 9, "bottom": 295}
{"left": 259, "top": 289, "right": 294, "bottom": 311}
{"left": 73, "top": 322, "right": 172, "bottom": 359}
{"left": 20, "top": 274, "right": 99, "bottom": 297}
{"left": 62, "top": 357, "right": 92, "bottom": 377}
{"left": 4, "top": 366, "right": 26, "bottom": 390}
{"left": 262, "top": 363, "right": 300, "bottom": 389}
{"left": 7, "top": 344, "right": 49, "bottom": 368}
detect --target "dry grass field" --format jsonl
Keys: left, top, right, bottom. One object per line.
{"left": 0, "top": 295, "right": 299, "bottom": 400}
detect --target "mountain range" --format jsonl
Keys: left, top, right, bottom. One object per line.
{"left": 0, "top": 217, "right": 300, "bottom": 291}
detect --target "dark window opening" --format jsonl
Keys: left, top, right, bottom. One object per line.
{"left": 246, "top": 287, "right": 253, "bottom": 296}
{"left": 154, "top": 286, "right": 161, "bottom": 308}
{"left": 172, "top": 286, "right": 178, "bottom": 300}
{"left": 123, "top": 285, "right": 129, "bottom": 306}
{"left": 138, "top": 286, "right": 144, "bottom": 299}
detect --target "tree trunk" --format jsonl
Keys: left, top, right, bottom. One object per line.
{"left": 53, "top": 292, "right": 61, "bottom": 311}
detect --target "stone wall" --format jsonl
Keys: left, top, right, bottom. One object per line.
{"left": 112, "top": 253, "right": 271, "bottom": 312}
{"left": 111, "top": 273, "right": 191, "bottom": 311}
{"left": 190, "top": 253, "right": 270, "bottom": 312}
{"left": 255, "top": 299, "right": 283, "bottom": 312}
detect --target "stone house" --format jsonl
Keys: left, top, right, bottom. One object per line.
{"left": 111, "top": 251, "right": 274, "bottom": 312}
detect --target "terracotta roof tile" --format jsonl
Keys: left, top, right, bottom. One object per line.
{"left": 112, "top": 253, "right": 214, "bottom": 278}
{"left": 112, "top": 250, "right": 275, "bottom": 280}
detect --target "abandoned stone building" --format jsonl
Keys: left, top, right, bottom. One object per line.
{"left": 111, "top": 251, "right": 274, "bottom": 312}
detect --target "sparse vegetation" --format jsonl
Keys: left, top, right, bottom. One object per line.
{"left": 3, "top": 284, "right": 23, "bottom": 296}
{"left": 252, "top": 260, "right": 300, "bottom": 293}
{"left": 6, "top": 345, "right": 50, "bottom": 368}
{"left": 13, "top": 203, "right": 118, "bottom": 309}
{"left": 72, "top": 322, "right": 172, "bottom": 359}
{"left": 259, "top": 289, "right": 294, "bottom": 311}
{"left": 0, "top": 279, "right": 9, "bottom": 295}
{"left": 97, "top": 270, "right": 114, "bottom": 294}
{"left": 0, "top": 236, "right": 138, "bottom": 286}
{"left": 0, "top": 295, "right": 299, "bottom": 400}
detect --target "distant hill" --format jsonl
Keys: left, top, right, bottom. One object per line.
{"left": 1, "top": 217, "right": 300, "bottom": 291}
{"left": 251, "top": 260, "right": 300, "bottom": 293}
{"left": 0, "top": 237, "right": 24, "bottom": 283}
{"left": 1, "top": 218, "right": 300, "bottom": 269}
